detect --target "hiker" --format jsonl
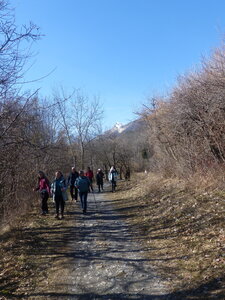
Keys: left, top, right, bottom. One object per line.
{"left": 85, "top": 166, "right": 94, "bottom": 192}
{"left": 51, "top": 171, "right": 67, "bottom": 219}
{"left": 33, "top": 171, "right": 50, "bottom": 215}
{"left": 96, "top": 169, "right": 104, "bottom": 192}
{"left": 75, "top": 170, "right": 90, "bottom": 214}
{"left": 67, "top": 166, "right": 79, "bottom": 201}
{"left": 108, "top": 166, "right": 118, "bottom": 192}
{"left": 125, "top": 167, "right": 131, "bottom": 180}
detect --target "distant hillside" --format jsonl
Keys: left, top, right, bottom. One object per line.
{"left": 93, "top": 117, "right": 150, "bottom": 172}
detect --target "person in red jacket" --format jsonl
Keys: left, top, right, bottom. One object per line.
{"left": 85, "top": 166, "right": 94, "bottom": 192}
{"left": 33, "top": 171, "right": 50, "bottom": 215}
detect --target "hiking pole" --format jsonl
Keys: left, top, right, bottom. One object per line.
{"left": 92, "top": 191, "right": 98, "bottom": 210}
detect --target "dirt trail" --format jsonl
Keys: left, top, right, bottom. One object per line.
{"left": 26, "top": 190, "right": 169, "bottom": 300}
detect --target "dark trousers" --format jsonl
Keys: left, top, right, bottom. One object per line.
{"left": 41, "top": 191, "right": 49, "bottom": 213}
{"left": 79, "top": 192, "right": 88, "bottom": 213}
{"left": 70, "top": 185, "right": 78, "bottom": 200}
{"left": 111, "top": 179, "right": 116, "bottom": 192}
{"left": 55, "top": 195, "right": 65, "bottom": 215}
{"left": 88, "top": 179, "right": 93, "bottom": 192}
{"left": 97, "top": 183, "right": 103, "bottom": 192}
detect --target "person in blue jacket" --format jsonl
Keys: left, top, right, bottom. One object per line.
{"left": 51, "top": 171, "right": 67, "bottom": 219}
{"left": 75, "top": 170, "right": 90, "bottom": 214}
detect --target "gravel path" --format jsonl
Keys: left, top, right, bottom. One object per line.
{"left": 67, "top": 191, "right": 168, "bottom": 299}
{"left": 29, "top": 190, "right": 169, "bottom": 300}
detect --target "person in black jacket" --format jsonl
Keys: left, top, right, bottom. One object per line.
{"left": 96, "top": 169, "right": 104, "bottom": 192}
{"left": 67, "top": 167, "right": 79, "bottom": 201}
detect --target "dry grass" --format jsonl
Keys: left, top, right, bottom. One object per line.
{"left": 0, "top": 174, "right": 224, "bottom": 299}
{"left": 0, "top": 200, "right": 77, "bottom": 299}
{"left": 108, "top": 172, "right": 225, "bottom": 299}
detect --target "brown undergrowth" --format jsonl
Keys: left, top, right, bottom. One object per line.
{"left": 109, "top": 173, "right": 225, "bottom": 299}
{"left": 0, "top": 200, "right": 77, "bottom": 299}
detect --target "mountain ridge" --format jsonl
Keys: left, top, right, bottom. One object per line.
{"left": 105, "top": 118, "right": 145, "bottom": 137}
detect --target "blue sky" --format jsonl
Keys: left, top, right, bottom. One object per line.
{"left": 14, "top": 0, "right": 225, "bottom": 128}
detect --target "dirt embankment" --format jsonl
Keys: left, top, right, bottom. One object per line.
{"left": 108, "top": 173, "right": 225, "bottom": 299}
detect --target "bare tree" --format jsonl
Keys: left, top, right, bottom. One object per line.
{"left": 0, "top": 0, "right": 42, "bottom": 224}
{"left": 71, "top": 91, "right": 103, "bottom": 169}
{"left": 53, "top": 87, "right": 78, "bottom": 165}
{"left": 139, "top": 40, "right": 225, "bottom": 177}
{"left": 0, "top": 0, "right": 40, "bottom": 97}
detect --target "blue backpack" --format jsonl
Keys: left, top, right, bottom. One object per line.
{"left": 76, "top": 176, "right": 90, "bottom": 192}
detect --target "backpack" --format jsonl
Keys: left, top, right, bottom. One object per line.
{"left": 76, "top": 176, "right": 90, "bottom": 193}
{"left": 109, "top": 171, "right": 118, "bottom": 181}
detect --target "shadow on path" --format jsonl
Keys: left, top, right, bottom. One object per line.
{"left": 1, "top": 189, "right": 224, "bottom": 299}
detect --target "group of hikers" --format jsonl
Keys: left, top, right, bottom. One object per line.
{"left": 33, "top": 166, "right": 118, "bottom": 219}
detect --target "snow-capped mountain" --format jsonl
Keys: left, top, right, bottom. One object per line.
{"left": 109, "top": 122, "right": 128, "bottom": 134}
{"left": 105, "top": 118, "right": 146, "bottom": 137}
